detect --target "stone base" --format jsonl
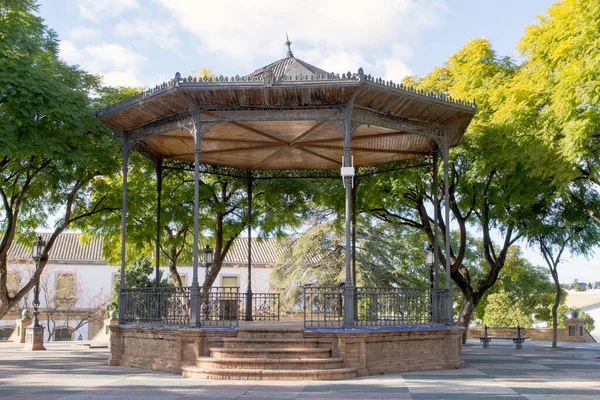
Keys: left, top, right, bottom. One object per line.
{"left": 23, "top": 326, "right": 46, "bottom": 351}
{"left": 109, "top": 325, "right": 464, "bottom": 379}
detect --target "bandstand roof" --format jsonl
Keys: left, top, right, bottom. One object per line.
{"left": 97, "top": 50, "right": 476, "bottom": 171}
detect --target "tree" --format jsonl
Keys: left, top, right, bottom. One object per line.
{"left": 481, "top": 290, "right": 533, "bottom": 328}
{"left": 526, "top": 195, "right": 599, "bottom": 348}
{"left": 38, "top": 266, "right": 110, "bottom": 341}
{"left": 364, "top": 38, "right": 554, "bottom": 336}
{"left": 109, "top": 257, "right": 170, "bottom": 312}
{"left": 272, "top": 219, "right": 345, "bottom": 311}
{"left": 475, "top": 246, "right": 555, "bottom": 325}
{"left": 0, "top": 0, "right": 120, "bottom": 319}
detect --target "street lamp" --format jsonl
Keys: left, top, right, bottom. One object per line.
{"left": 424, "top": 244, "right": 436, "bottom": 323}
{"left": 26, "top": 235, "right": 46, "bottom": 351}
{"left": 202, "top": 245, "right": 213, "bottom": 277}
{"left": 424, "top": 244, "right": 435, "bottom": 289}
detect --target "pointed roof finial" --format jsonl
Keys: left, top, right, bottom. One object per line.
{"left": 285, "top": 33, "right": 293, "bottom": 58}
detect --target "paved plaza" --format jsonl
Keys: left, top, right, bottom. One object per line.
{"left": 1, "top": 339, "right": 599, "bottom": 399}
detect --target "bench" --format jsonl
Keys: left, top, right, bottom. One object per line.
{"left": 478, "top": 335, "right": 530, "bottom": 349}
{"left": 478, "top": 325, "right": 530, "bottom": 349}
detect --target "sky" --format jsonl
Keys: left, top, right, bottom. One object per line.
{"left": 36, "top": 0, "right": 598, "bottom": 284}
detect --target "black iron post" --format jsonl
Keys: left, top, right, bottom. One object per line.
{"left": 245, "top": 171, "right": 253, "bottom": 321}
{"left": 27, "top": 236, "right": 46, "bottom": 351}
{"left": 155, "top": 158, "right": 163, "bottom": 287}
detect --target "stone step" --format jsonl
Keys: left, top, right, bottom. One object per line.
{"left": 221, "top": 338, "right": 319, "bottom": 349}
{"left": 197, "top": 356, "right": 344, "bottom": 370}
{"left": 181, "top": 365, "right": 358, "bottom": 381}
{"left": 209, "top": 347, "right": 331, "bottom": 359}
{"left": 236, "top": 328, "right": 304, "bottom": 339}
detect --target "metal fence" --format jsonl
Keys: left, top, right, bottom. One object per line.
{"left": 240, "top": 292, "right": 280, "bottom": 321}
{"left": 199, "top": 287, "right": 240, "bottom": 326}
{"left": 303, "top": 286, "right": 345, "bottom": 327}
{"left": 355, "top": 287, "right": 432, "bottom": 326}
{"left": 303, "top": 286, "right": 450, "bottom": 328}
{"left": 119, "top": 286, "right": 280, "bottom": 327}
{"left": 120, "top": 287, "right": 191, "bottom": 326}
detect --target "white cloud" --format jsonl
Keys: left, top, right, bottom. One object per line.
{"left": 68, "top": 26, "right": 101, "bottom": 42}
{"left": 155, "top": 0, "right": 446, "bottom": 76}
{"left": 115, "top": 19, "right": 181, "bottom": 50}
{"left": 76, "top": 0, "right": 139, "bottom": 20}
{"left": 58, "top": 41, "right": 147, "bottom": 87}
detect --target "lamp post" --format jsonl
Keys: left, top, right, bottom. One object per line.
{"left": 424, "top": 244, "right": 435, "bottom": 323}
{"left": 424, "top": 245, "right": 435, "bottom": 289}
{"left": 202, "top": 245, "right": 214, "bottom": 278}
{"left": 25, "top": 235, "right": 46, "bottom": 351}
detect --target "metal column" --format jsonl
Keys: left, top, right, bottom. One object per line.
{"left": 155, "top": 159, "right": 163, "bottom": 287}
{"left": 442, "top": 134, "right": 453, "bottom": 325}
{"left": 432, "top": 150, "right": 440, "bottom": 322}
{"left": 118, "top": 138, "right": 129, "bottom": 323}
{"left": 190, "top": 109, "right": 202, "bottom": 327}
{"left": 245, "top": 171, "right": 253, "bottom": 321}
{"left": 343, "top": 106, "right": 355, "bottom": 328}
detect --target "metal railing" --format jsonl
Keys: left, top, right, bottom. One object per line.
{"left": 199, "top": 287, "right": 239, "bottom": 326}
{"left": 355, "top": 287, "right": 432, "bottom": 326}
{"left": 119, "top": 286, "right": 280, "bottom": 327}
{"left": 121, "top": 287, "right": 191, "bottom": 326}
{"left": 240, "top": 292, "right": 280, "bottom": 321}
{"left": 303, "top": 286, "right": 452, "bottom": 328}
{"left": 304, "top": 286, "right": 345, "bottom": 327}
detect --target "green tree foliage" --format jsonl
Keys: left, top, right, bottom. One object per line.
{"left": 481, "top": 290, "right": 533, "bottom": 328}
{"left": 84, "top": 86, "right": 317, "bottom": 289}
{"left": 109, "top": 257, "right": 170, "bottom": 312}
{"left": 475, "top": 247, "right": 555, "bottom": 324}
{"left": 0, "top": 0, "right": 120, "bottom": 318}
{"left": 363, "top": 38, "right": 551, "bottom": 334}
{"left": 272, "top": 220, "right": 345, "bottom": 310}
{"left": 555, "top": 304, "right": 595, "bottom": 333}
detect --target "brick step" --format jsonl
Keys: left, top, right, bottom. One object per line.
{"left": 236, "top": 328, "right": 304, "bottom": 339}
{"left": 181, "top": 365, "right": 358, "bottom": 381}
{"left": 197, "top": 356, "right": 344, "bottom": 370}
{"left": 209, "top": 347, "right": 331, "bottom": 359}
{"left": 221, "top": 338, "right": 319, "bottom": 349}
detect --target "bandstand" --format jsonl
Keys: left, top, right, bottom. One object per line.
{"left": 97, "top": 42, "right": 475, "bottom": 379}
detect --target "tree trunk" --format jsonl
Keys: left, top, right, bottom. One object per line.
{"left": 168, "top": 246, "right": 183, "bottom": 288}
{"left": 458, "top": 293, "right": 477, "bottom": 344}
{"left": 551, "top": 270, "right": 561, "bottom": 349}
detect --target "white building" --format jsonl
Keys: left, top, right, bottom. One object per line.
{"left": 566, "top": 290, "right": 600, "bottom": 342}
{"left": 1, "top": 233, "right": 280, "bottom": 341}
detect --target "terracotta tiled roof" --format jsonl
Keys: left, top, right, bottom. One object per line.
{"left": 566, "top": 290, "right": 600, "bottom": 309}
{"left": 223, "top": 238, "right": 282, "bottom": 265}
{"left": 7, "top": 233, "right": 281, "bottom": 265}
{"left": 7, "top": 233, "right": 103, "bottom": 263}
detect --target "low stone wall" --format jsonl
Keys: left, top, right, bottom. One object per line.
{"left": 467, "top": 327, "right": 596, "bottom": 343}
{"left": 110, "top": 325, "right": 464, "bottom": 377}
{"left": 305, "top": 327, "right": 464, "bottom": 376}
{"left": 109, "top": 325, "right": 236, "bottom": 373}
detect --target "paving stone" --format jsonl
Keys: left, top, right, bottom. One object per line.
{"left": 0, "top": 340, "right": 599, "bottom": 399}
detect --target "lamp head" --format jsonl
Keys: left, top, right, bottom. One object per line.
{"left": 32, "top": 235, "right": 46, "bottom": 261}
{"left": 202, "top": 244, "right": 214, "bottom": 265}
{"left": 424, "top": 244, "right": 435, "bottom": 266}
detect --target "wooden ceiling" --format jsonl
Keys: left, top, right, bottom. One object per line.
{"left": 98, "top": 78, "right": 476, "bottom": 171}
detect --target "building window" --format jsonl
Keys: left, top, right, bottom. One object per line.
{"left": 579, "top": 326, "right": 584, "bottom": 336}
{"left": 569, "top": 326, "right": 576, "bottom": 336}
{"left": 54, "top": 327, "right": 72, "bottom": 341}
{"left": 221, "top": 276, "right": 239, "bottom": 294}
{"left": 55, "top": 272, "right": 75, "bottom": 304}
